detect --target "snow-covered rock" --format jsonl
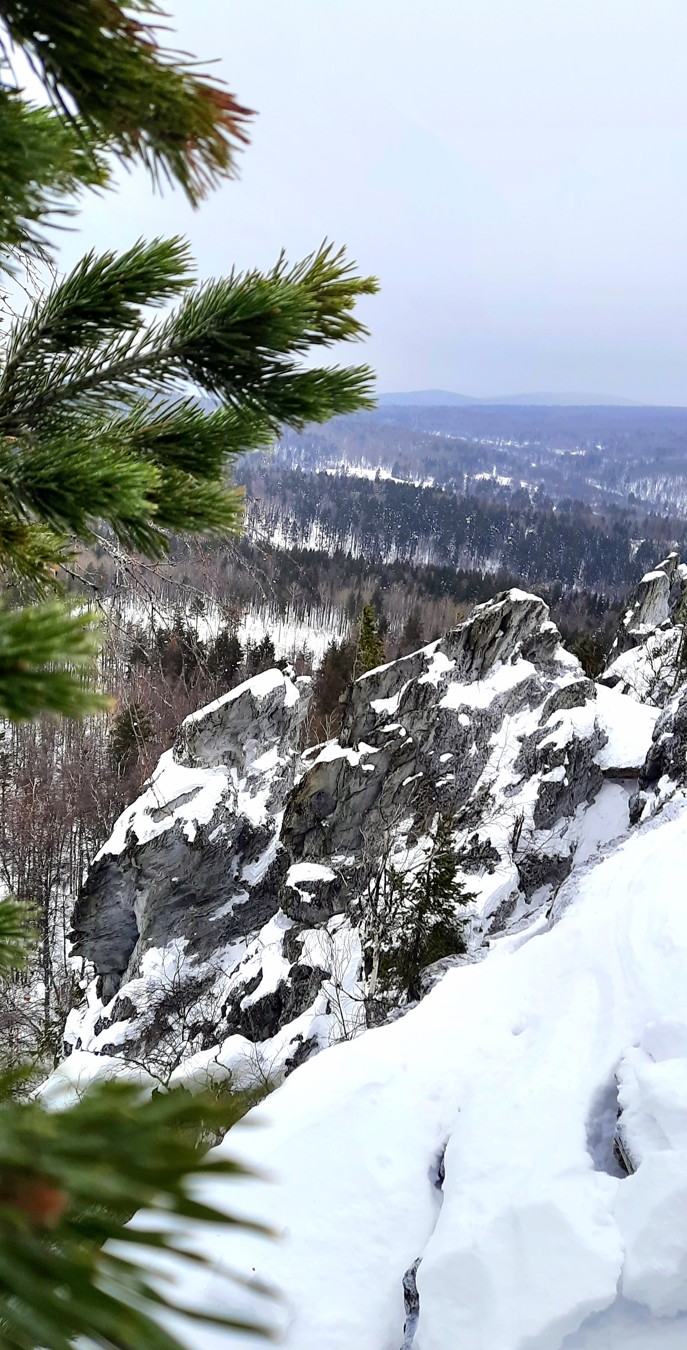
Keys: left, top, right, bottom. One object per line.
{"left": 63, "top": 587, "right": 654, "bottom": 1088}
{"left": 601, "top": 552, "right": 687, "bottom": 706}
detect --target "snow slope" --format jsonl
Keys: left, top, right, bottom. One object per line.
{"left": 155, "top": 796, "right": 687, "bottom": 1350}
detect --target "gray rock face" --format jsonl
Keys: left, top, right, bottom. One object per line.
{"left": 600, "top": 552, "right": 687, "bottom": 707}
{"left": 69, "top": 669, "right": 308, "bottom": 1038}
{"left": 64, "top": 587, "right": 639, "bottom": 1088}
{"left": 629, "top": 685, "right": 687, "bottom": 824}
{"left": 175, "top": 672, "right": 310, "bottom": 773}
{"left": 617, "top": 566, "right": 671, "bottom": 650}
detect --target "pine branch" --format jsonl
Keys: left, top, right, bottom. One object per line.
{"left": 150, "top": 468, "right": 244, "bottom": 536}
{"left": 0, "top": 242, "right": 379, "bottom": 434}
{"left": 0, "top": 238, "right": 193, "bottom": 403}
{"left": 0, "top": 0, "right": 253, "bottom": 204}
{"left": 115, "top": 398, "right": 276, "bottom": 477}
{"left": 0, "top": 513, "right": 68, "bottom": 594}
{"left": 0, "top": 430, "right": 162, "bottom": 547}
{"left": 0, "top": 601, "right": 108, "bottom": 719}
{"left": 0, "top": 1080, "right": 272, "bottom": 1346}
{"left": 0, "top": 88, "right": 107, "bottom": 260}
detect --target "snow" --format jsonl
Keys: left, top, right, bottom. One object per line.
{"left": 97, "top": 668, "right": 306, "bottom": 859}
{"left": 236, "top": 601, "right": 348, "bottom": 662}
{"left": 616, "top": 1030, "right": 687, "bottom": 1165}
{"left": 181, "top": 668, "right": 292, "bottom": 725}
{"left": 506, "top": 586, "right": 542, "bottom": 603}
{"left": 370, "top": 683, "right": 410, "bottom": 716}
{"left": 538, "top": 700, "right": 598, "bottom": 751}
{"left": 616, "top": 1150, "right": 687, "bottom": 1316}
{"left": 240, "top": 914, "right": 292, "bottom": 1010}
{"left": 147, "top": 796, "right": 687, "bottom": 1350}
{"left": 440, "top": 658, "right": 537, "bottom": 710}
{"left": 286, "top": 862, "right": 336, "bottom": 887}
{"left": 38, "top": 1049, "right": 155, "bottom": 1109}
{"left": 602, "top": 628, "right": 681, "bottom": 705}
{"left": 594, "top": 685, "right": 660, "bottom": 771}
{"left": 417, "top": 645, "right": 456, "bottom": 686}
{"left": 572, "top": 781, "right": 633, "bottom": 868}
{"left": 104, "top": 592, "right": 348, "bottom": 665}
{"left": 640, "top": 569, "right": 670, "bottom": 584}
{"left": 99, "top": 752, "right": 230, "bottom": 856}
{"left": 310, "top": 740, "right": 379, "bottom": 768}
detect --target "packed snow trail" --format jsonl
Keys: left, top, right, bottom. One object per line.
{"left": 141, "top": 796, "right": 687, "bottom": 1350}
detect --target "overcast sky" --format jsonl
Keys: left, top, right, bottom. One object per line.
{"left": 59, "top": 1, "right": 687, "bottom": 404}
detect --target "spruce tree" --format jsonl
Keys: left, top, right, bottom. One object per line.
{"left": 357, "top": 602, "right": 386, "bottom": 674}
{"left": 108, "top": 700, "right": 153, "bottom": 777}
{"left": 0, "top": 4, "right": 378, "bottom": 1344}
{"left": 207, "top": 627, "right": 244, "bottom": 686}
{"left": 399, "top": 606, "right": 424, "bottom": 655}
{"left": 310, "top": 636, "right": 356, "bottom": 739}
{"left": 381, "top": 812, "right": 472, "bottom": 1001}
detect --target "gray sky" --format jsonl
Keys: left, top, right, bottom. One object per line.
{"left": 59, "top": 0, "right": 687, "bottom": 404}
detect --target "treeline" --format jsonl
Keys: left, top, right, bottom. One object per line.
{"left": 276, "top": 410, "right": 687, "bottom": 517}
{"left": 241, "top": 463, "right": 683, "bottom": 593}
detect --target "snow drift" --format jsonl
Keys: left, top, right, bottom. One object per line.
{"left": 157, "top": 798, "right": 687, "bottom": 1350}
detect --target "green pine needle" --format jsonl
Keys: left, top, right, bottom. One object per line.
{"left": 0, "top": 239, "right": 193, "bottom": 402}
{"left": 0, "top": 602, "right": 108, "bottom": 719}
{"left": 0, "top": 0, "right": 253, "bottom": 205}
{"left": 0, "top": 1080, "right": 273, "bottom": 1346}
{"left": 0, "top": 900, "right": 35, "bottom": 975}
{"left": 0, "top": 89, "right": 107, "bottom": 261}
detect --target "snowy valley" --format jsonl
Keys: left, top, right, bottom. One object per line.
{"left": 41, "top": 550, "right": 687, "bottom": 1349}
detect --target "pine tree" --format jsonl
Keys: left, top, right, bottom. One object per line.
{"left": 0, "top": 8, "right": 377, "bottom": 723}
{"left": 310, "top": 636, "right": 356, "bottom": 739}
{"left": 0, "top": 4, "right": 378, "bottom": 1344}
{"left": 357, "top": 602, "right": 386, "bottom": 674}
{"left": 247, "top": 634, "right": 276, "bottom": 676}
{"left": 207, "top": 627, "right": 244, "bottom": 686}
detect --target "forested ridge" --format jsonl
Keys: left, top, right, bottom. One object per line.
{"left": 241, "top": 461, "right": 687, "bottom": 592}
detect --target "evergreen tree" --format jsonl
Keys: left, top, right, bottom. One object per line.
{"left": 207, "top": 627, "right": 244, "bottom": 687}
{"left": 109, "top": 700, "right": 153, "bottom": 777}
{"left": 569, "top": 631, "right": 606, "bottom": 678}
{"left": 380, "top": 813, "right": 472, "bottom": 1001}
{"left": 155, "top": 618, "right": 206, "bottom": 686}
{"left": 310, "top": 636, "right": 356, "bottom": 740}
{"left": 0, "top": 4, "right": 378, "bottom": 1344}
{"left": 399, "top": 607, "right": 424, "bottom": 655}
{"left": 247, "top": 634, "right": 276, "bottom": 676}
{"left": 356, "top": 603, "right": 386, "bottom": 674}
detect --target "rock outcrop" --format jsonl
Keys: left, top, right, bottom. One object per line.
{"left": 61, "top": 586, "right": 656, "bottom": 1091}
{"left": 600, "top": 551, "right": 687, "bottom": 706}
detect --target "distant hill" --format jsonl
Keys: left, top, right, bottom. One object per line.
{"left": 377, "top": 389, "right": 476, "bottom": 407}
{"left": 378, "top": 389, "right": 642, "bottom": 408}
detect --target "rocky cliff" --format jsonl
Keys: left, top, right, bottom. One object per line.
{"left": 62, "top": 583, "right": 655, "bottom": 1092}
{"left": 600, "top": 550, "right": 687, "bottom": 706}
